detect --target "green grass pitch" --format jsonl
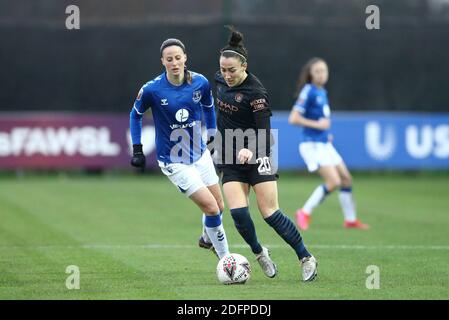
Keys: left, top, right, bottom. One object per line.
{"left": 0, "top": 173, "right": 448, "bottom": 299}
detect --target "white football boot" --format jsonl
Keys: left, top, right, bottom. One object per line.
{"left": 300, "top": 255, "right": 318, "bottom": 282}
{"left": 255, "top": 246, "right": 277, "bottom": 278}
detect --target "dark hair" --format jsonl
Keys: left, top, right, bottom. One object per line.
{"left": 160, "top": 38, "right": 191, "bottom": 84}
{"left": 295, "top": 57, "right": 326, "bottom": 97}
{"left": 220, "top": 26, "right": 248, "bottom": 64}
{"left": 160, "top": 38, "right": 185, "bottom": 56}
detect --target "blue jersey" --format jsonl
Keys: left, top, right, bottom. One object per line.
{"left": 130, "top": 71, "right": 215, "bottom": 164}
{"left": 293, "top": 83, "right": 331, "bottom": 143}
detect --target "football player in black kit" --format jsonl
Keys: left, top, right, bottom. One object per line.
{"left": 210, "top": 26, "right": 317, "bottom": 282}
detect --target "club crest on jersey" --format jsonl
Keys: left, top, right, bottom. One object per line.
{"left": 161, "top": 98, "right": 168, "bottom": 106}
{"left": 316, "top": 96, "right": 323, "bottom": 104}
{"left": 234, "top": 93, "right": 243, "bottom": 103}
{"left": 192, "top": 90, "right": 202, "bottom": 103}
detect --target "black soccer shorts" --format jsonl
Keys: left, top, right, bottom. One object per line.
{"left": 217, "top": 163, "right": 279, "bottom": 186}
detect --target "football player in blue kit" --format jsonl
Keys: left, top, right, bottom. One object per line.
{"left": 288, "top": 57, "right": 369, "bottom": 231}
{"left": 129, "top": 38, "right": 230, "bottom": 259}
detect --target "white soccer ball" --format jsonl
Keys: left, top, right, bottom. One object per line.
{"left": 216, "top": 253, "right": 251, "bottom": 285}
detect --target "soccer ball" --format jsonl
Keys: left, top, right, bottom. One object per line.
{"left": 217, "top": 253, "right": 251, "bottom": 285}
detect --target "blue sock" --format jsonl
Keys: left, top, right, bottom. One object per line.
{"left": 204, "top": 214, "right": 222, "bottom": 227}
{"left": 264, "top": 209, "right": 311, "bottom": 260}
{"left": 230, "top": 207, "right": 263, "bottom": 255}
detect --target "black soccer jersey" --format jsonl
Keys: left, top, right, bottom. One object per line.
{"left": 214, "top": 71, "right": 273, "bottom": 165}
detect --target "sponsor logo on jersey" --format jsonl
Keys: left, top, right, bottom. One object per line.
{"left": 161, "top": 99, "right": 168, "bottom": 106}
{"left": 169, "top": 121, "right": 196, "bottom": 130}
{"left": 192, "top": 90, "right": 202, "bottom": 103}
{"left": 170, "top": 109, "right": 196, "bottom": 129}
{"left": 175, "top": 109, "right": 189, "bottom": 123}
{"left": 216, "top": 98, "right": 239, "bottom": 114}
{"left": 250, "top": 98, "right": 267, "bottom": 112}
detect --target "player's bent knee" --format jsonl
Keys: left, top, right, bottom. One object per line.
{"left": 341, "top": 177, "right": 352, "bottom": 187}
{"left": 327, "top": 179, "right": 341, "bottom": 192}
{"left": 217, "top": 199, "right": 225, "bottom": 213}
{"left": 202, "top": 202, "right": 220, "bottom": 215}
{"left": 258, "top": 205, "right": 279, "bottom": 218}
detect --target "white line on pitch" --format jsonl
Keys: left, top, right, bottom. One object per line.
{"left": 1, "top": 244, "right": 449, "bottom": 250}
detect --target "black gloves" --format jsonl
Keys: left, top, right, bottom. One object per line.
{"left": 131, "top": 144, "right": 146, "bottom": 168}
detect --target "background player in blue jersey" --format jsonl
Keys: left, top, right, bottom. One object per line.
{"left": 129, "top": 38, "right": 230, "bottom": 259}
{"left": 213, "top": 27, "right": 317, "bottom": 282}
{"left": 288, "top": 57, "right": 369, "bottom": 231}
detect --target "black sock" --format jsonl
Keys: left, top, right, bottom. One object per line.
{"left": 265, "top": 209, "right": 311, "bottom": 260}
{"left": 230, "top": 207, "right": 263, "bottom": 255}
